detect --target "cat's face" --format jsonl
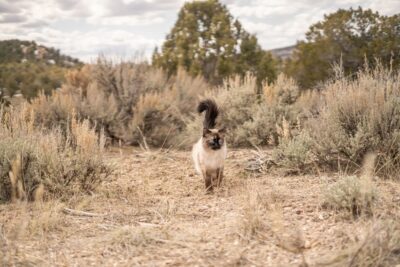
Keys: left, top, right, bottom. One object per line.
{"left": 202, "top": 128, "right": 226, "bottom": 150}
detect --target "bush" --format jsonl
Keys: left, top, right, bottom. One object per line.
{"left": 28, "top": 56, "right": 311, "bottom": 149}
{"left": 30, "top": 60, "right": 169, "bottom": 142}
{"left": 263, "top": 73, "right": 307, "bottom": 144}
{"left": 0, "top": 105, "right": 110, "bottom": 203}
{"left": 264, "top": 73, "right": 300, "bottom": 106}
{"left": 181, "top": 75, "right": 269, "bottom": 147}
{"left": 322, "top": 175, "right": 377, "bottom": 217}
{"left": 269, "top": 66, "right": 400, "bottom": 179}
{"left": 307, "top": 66, "right": 400, "bottom": 178}
{"left": 182, "top": 74, "right": 306, "bottom": 148}
{"left": 272, "top": 131, "right": 315, "bottom": 173}
{"left": 213, "top": 75, "right": 274, "bottom": 147}
{"left": 129, "top": 69, "right": 209, "bottom": 147}
{"left": 30, "top": 59, "right": 209, "bottom": 147}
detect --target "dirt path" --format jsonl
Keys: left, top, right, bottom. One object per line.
{"left": 1, "top": 148, "right": 400, "bottom": 266}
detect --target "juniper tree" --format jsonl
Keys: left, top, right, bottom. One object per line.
{"left": 153, "top": 0, "right": 276, "bottom": 86}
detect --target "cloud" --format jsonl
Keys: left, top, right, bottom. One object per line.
{"left": 0, "top": 2, "right": 20, "bottom": 13}
{"left": 88, "top": 15, "right": 164, "bottom": 26}
{"left": 0, "top": 14, "right": 27, "bottom": 24}
{"left": 103, "top": 0, "right": 182, "bottom": 17}
{"left": 20, "top": 20, "right": 49, "bottom": 28}
{"left": 56, "top": 0, "right": 80, "bottom": 10}
{"left": 222, "top": 0, "right": 399, "bottom": 49}
{"left": 0, "top": 25, "right": 159, "bottom": 62}
{"left": 0, "top": 0, "right": 398, "bottom": 60}
{"left": 368, "top": 0, "right": 400, "bottom": 15}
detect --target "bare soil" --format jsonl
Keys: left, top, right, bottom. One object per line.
{"left": 1, "top": 148, "right": 400, "bottom": 266}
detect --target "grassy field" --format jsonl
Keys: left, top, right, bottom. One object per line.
{"left": 2, "top": 147, "right": 400, "bottom": 266}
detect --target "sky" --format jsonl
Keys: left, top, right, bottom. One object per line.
{"left": 0, "top": 0, "right": 399, "bottom": 62}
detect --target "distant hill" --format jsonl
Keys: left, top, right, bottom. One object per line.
{"left": 268, "top": 45, "right": 296, "bottom": 60}
{"left": 0, "top": 39, "right": 82, "bottom": 100}
{"left": 0, "top": 39, "right": 81, "bottom": 67}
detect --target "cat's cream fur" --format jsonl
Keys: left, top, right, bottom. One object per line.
{"left": 192, "top": 131, "right": 227, "bottom": 174}
{"left": 192, "top": 100, "right": 227, "bottom": 191}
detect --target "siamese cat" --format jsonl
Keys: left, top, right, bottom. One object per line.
{"left": 192, "top": 99, "right": 227, "bottom": 192}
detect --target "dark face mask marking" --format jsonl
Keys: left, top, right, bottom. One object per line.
{"left": 207, "top": 136, "right": 223, "bottom": 150}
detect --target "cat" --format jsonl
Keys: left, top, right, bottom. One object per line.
{"left": 192, "top": 99, "right": 227, "bottom": 192}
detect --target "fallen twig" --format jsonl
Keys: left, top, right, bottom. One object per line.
{"left": 62, "top": 207, "right": 105, "bottom": 217}
{"left": 136, "top": 222, "right": 162, "bottom": 227}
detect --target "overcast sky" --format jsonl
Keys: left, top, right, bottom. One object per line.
{"left": 0, "top": 0, "right": 399, "bottom": 62}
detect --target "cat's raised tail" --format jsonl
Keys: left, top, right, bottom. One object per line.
{"left": 197, "top": 99, "right": 219, "bottom": 129}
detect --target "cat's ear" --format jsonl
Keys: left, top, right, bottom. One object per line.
{"left": 218, "top": 127, "right": 226, "bottom": 134}
{"left": 203, "top": 128, "right": 211, "bottom": 137}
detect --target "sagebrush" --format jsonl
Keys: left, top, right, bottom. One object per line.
{"left": 30, "top": 59, "right": 209, "bottom": 147}
{"left": 308, "top": 66, "right": 400, "bottom": 177}
{"left": 0, "top": 105, "right": 110, "bottom": 202}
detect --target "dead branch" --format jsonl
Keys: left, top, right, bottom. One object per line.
{"left": 62, "top": 208, "right": 105, "bottom": 217}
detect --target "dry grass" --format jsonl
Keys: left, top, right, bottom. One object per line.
{"left": 0, "top": 148, "right": 399, "bottom": 265}
{"left": 108, "top": 225, "right": 172, "bottom": 250}
{"left": 318, "top": 219, "right": 400, "bottom": 267}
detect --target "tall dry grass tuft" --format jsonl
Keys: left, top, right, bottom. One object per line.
{"left": 319, "top": 219, "right": 400, "bottom": 267}
{"left": 238, "top": 184, "right": 309, "bottom": 266}
{"left": 239, "top": 188, "right": 268, "bottom": 240}
{"left": 0, "top": 104, "right": 110, "bottom": 202}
